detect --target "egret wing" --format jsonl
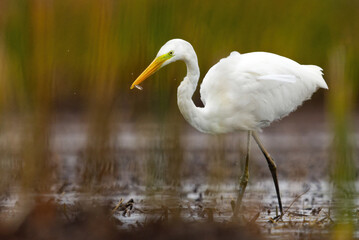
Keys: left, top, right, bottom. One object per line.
{"left": 257, "top": 74, "right": 298, "bottom": 83}
{"left": 199, "top": 51, "right": 326, "bottom": 130}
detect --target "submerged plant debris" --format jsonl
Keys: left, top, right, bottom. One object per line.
{"left": 1, "top": 180, "right": 358, "bottom": 239}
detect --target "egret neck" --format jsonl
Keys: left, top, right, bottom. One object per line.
{"left": 177, "top": 52, "right": 206, "bottom": 133}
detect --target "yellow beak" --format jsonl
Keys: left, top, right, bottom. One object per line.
{"left": 130, "top": 56, "right": 168, "bottom": 90}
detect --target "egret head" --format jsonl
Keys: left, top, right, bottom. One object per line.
{"left": 130, "top": 39, "right": 194, "bottom": 90}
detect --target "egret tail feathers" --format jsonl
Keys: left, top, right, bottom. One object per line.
{"left": 303, "top": 65, "right": 328, "bottom": 89}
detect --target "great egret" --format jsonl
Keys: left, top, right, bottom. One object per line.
{"left": 130, "top": 39, "right": 328, "bottom": 218}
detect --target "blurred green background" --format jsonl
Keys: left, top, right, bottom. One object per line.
{"left": 2, "top": 0, "right": 358, "bottom": 116}
{"left": 0, "top": 0, "right": 358, "bottom": 230}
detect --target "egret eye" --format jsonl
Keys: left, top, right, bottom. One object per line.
{"left": 169, "top": 51, "right": 174, "bottom": 56}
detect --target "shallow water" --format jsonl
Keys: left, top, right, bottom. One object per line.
{"left": 1, "top": 180, "right": 358, "bottom": 239}
{"left": 0, "top": 108, "right": 358, "bottom": 238}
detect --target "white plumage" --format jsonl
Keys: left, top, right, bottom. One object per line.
{"left": 132, "top": 39, "right": 327, "bottom": 133}
{"left": 131, "top": 39, "right": 328, "bottom": 217}
{"left": 198, "top": 50, "right": 328, "bottom": 133}
{"left": 131, "top": 38, "right": 328, "bottom": 134}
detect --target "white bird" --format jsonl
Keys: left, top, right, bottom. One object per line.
{"left": 131, "top": 39, "right": 328, "bottom": 218}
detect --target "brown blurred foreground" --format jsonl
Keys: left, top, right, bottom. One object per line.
{"left": 0, "top": 178, "right": 351, "bottom": 240}
{"left": 0, "top": 200, "right": 265, "bottom": 240}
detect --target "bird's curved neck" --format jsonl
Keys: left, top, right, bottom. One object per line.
{"left": 177, "top": 55, "right": 206, "bottom": 132}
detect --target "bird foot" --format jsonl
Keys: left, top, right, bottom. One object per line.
{"left": 268, "top": 213, "right": 283, "bottom": 223}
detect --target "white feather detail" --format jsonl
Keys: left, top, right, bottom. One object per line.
{"left": 257, "top": 74, "right": 298, "bottom": 83}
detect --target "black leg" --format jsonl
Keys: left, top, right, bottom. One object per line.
{"left": 233, "top": 131, "right": 251, "bottom": 217}
{"left": 252, "top": 132, "right": 283, "bottom": 216}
